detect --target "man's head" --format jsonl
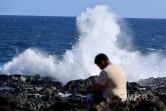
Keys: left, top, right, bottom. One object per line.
{"left": 94, "top": 53, "right": 110, "bottom": 70}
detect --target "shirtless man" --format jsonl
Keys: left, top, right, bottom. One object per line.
{"left": 87, "top": 53, "right": 127, "bottom": 103}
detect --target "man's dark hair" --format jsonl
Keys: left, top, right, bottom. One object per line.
{"left": 94, "top": 53, "right": 109, "bottom": 64}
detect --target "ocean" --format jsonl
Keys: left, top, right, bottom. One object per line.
{"left": 0, "top": 6, "right": 166, "bottom": 84}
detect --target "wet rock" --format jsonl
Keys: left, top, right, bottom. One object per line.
{"left": 64, "top": 76, "right": 98, "bottom": 94}
{"left": 46, "top": 102, "right": 75, "bottom": 111}
{"left": 0, "top": 74, "right": 166, "bottom": 111}
{"left": 0, "top": 96, "right": 8, "bottom": 105}
{"left": 138, "top": 77, "right": 166, "bottom": 87}
{"left": 38, "top": 87, "right": 53, "bottom": 95}
{"left": 127, "top": 82, "right": 142, "bottom": 93}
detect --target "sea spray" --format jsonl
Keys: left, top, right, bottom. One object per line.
{"left": 1, "top": 5, "right": 166, "bottom": 84}
{"left": 1, "top": 48, "right": 57, "bottom": 77}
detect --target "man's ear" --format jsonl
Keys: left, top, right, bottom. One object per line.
{"left": 101, "top": 61, "right": 105, "bottom": 65}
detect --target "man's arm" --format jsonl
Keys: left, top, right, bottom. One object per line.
{"left": 85, "top": 71, "right": 108, "bottom": 94}
{"left": 87, "top": 83, "right": 104, "bottom": 94}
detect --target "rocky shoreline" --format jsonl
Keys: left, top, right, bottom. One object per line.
{"left": 0, "top": 74, "right": 166, "bottom": 111}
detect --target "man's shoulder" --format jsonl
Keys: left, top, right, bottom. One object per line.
{"left": 104, "top": 64, "right": 123, "bottom": 72}
{"left": 106, "top": 64, "right": 121, "bottom": 68}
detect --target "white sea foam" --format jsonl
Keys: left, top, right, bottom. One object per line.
{"left": 147, "top": 48, "right": 155, "bottom": 51}
{"left": 1, "top": 5, "right": 166, "bottom": 84}
{"left": 58, "top": 92, "right": 72, "bottom": 97}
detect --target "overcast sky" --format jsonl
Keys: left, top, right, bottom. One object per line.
{"left": 0, "top": 0, "right": 165, "bottom": 18}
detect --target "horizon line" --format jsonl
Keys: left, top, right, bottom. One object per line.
{"left": 0, "top": 14, "right": 166, "bottom": 19}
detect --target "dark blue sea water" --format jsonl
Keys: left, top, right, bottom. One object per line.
{"left": 1, "top": 16, "right": 166, "bottom": 64}
{"left": 0, "top": 16, "right": 78, "bottom": 63}
{"left": 0, "top": 6, "right": 166, "bottom": 83}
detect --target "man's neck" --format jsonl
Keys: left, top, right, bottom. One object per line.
{"left": 107, "top": 61, "right": 111, "bottom": 65}
{"left": 104, "top": 61, "right": 111, "bottom": 69}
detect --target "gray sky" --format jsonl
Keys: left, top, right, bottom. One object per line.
{"left": 0, "top": 0, "right": 165, "bottom": 18}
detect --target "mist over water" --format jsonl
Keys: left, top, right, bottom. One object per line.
{"left": 1, "top": 5, "right": 166, "bottom": 84}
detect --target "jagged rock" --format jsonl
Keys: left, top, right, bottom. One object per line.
{"left": 138, "top": 77, "right": 166, "bottom": 86}
{"left": 64, "top": 76, "right": 98, "bottom": 94}
{"left": 0, "top": 74, "right": 165, "bottom": 111}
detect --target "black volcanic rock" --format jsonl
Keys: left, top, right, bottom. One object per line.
{"left": 63, "top": 76, "right": 98, "bottom": 94}
{"left": 138, "top": 77, "right": 166, "bottom": 86}
{"left": 134, "top": 98, "right": 166, "bottom": 111}
{"left": 0, "top": 96, "right": 8, "bottom": 105}
{"left": 0, "top": 74, "right": 165, "bottom": 111}
{"left": 127, "top": 82, "right": 142, "bottom": 93}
